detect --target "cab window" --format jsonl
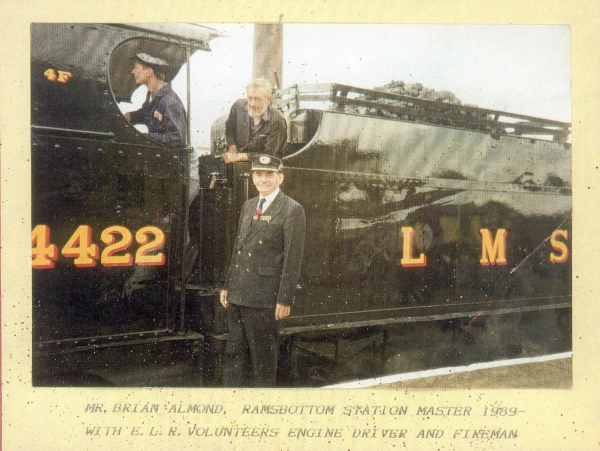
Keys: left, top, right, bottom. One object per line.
{"left": 109, "top": 38, "right": 189, "bottom": 147}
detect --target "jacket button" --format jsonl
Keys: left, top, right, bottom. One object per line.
{"left": 246, "top": 269, "right": 250, "bottom": 272}
{"left": 248, "top": 253, "right": 252, "bottom": 257}
{"left": 237, "top": 251, "right": 241, "bottom": 254}
{"left": 259, "top": 241, "right": 263, "bottom": 245}
{"left": 235, "top": 265, "right": 238, "bottom": 268}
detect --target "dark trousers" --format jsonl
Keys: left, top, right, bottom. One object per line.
{"left": 223, "top": 303, "right": 278, "bottom": 387}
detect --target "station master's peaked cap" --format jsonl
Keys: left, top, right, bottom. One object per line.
{"left": 251, "top": 154, "right": 283, "bottom": 172}
{"left": 131, "top": 52, "right": 169, "bottom": 72}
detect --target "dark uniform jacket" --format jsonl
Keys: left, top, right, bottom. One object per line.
{"left": 223, "top": 191, "right": 306, "bottom": 309}
{"left": 128, "top": 84, "right": 187, "bottom": 147}
{"left": 225, "top": 99, "right": 288, "bottom": 157}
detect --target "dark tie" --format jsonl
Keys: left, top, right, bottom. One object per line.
{"left": 252, "top": 198, "right": 266, "bottom": 226}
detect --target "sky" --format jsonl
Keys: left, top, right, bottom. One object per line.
{"left": 126, "top": 24, "right": 572, "bottom": 149}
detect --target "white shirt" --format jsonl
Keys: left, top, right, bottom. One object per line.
{"left": 257, "top": 188, "right": 280, "bottom": 213}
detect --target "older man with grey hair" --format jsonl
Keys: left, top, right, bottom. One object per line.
{"left": 221, "top": 78, "right": 287, "bottom": 163}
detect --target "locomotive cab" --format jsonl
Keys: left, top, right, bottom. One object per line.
{"left": 31, "top": 23, "right": 220, "bottom": 386}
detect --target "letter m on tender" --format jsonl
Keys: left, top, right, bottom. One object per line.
{"left": 480, "top": 229, "right": 507, "bottom": 266}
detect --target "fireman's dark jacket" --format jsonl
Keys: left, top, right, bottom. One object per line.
{"left": 225, "top": 99, "right": 288, "bottom": 157}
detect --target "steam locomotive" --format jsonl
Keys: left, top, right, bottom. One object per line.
{"left": 31, "top": 23, "right": 572, "bottom": 386}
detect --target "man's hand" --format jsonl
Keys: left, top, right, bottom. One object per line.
{"left": 124, "top": 112, "right": 131, "bottom": 121}
{"left": 275, "top": 303, "right": 290, "bottom": 320}
{"left": 220, "top": 290, "right": 229, "bottom": 309}
{"left": 221, "top": 145, "right": 238, "bottom": 164}
{"left": 221, "top": 150, "right": 249, "bottom": 164}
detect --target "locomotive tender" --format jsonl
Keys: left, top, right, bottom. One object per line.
{"left": 31, "top": 23, "right": 572, "bottom": 386}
